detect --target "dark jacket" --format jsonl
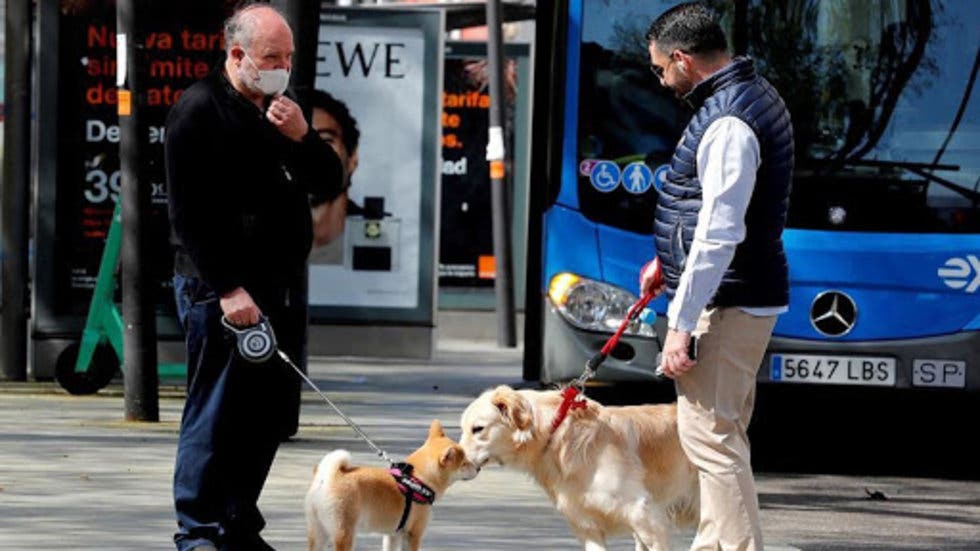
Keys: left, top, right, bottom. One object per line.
{"left": 165, "top": 68, "right": 344, "bottom": 302}
{"left": 653, "top": 57, "right": 793, "bottom": 308}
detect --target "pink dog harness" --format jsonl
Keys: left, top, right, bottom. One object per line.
{"left": 389, "top": 462, "right": 436, "bottom": 531}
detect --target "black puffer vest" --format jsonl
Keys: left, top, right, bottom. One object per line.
{"left": 654, "top": 57, "right": 793, "bottom": 307}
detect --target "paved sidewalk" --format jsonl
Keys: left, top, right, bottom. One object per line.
{"left": 1, "top": 340, "right": 978, "bottom": 550}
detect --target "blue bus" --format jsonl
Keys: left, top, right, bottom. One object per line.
{"left": 524, "top": 0, "right": 980, "bottom": 393}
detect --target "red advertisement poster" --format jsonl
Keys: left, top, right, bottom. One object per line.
{"left": 53, "top": 0, "right": 231, "bottom": 316}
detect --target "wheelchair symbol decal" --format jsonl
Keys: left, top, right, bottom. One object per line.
{"left": 589, "top": 161, "right": 621, "bottom": 193}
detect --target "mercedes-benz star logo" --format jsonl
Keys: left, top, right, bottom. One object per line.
{"left": 810, "top": 291, "right": 857, "bottom": 337}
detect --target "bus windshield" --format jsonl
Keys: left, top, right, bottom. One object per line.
{"left": 571, "top": 0, "right": 979, "bottom": 234}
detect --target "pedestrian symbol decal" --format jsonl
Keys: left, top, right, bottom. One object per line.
{"left": 623, "top": 162, "right": 653, "bottom": 194}
{"left": 589, "top": 161, "right": 621, "bottom": 193}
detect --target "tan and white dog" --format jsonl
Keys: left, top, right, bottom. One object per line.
{"left": 460, "top": 385, "right": 698, "bottom": 551}
{"left": 304, "top": 420, "right": 479, "bottom": 551}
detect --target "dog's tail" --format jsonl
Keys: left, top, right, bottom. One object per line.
{"left": 314, "top": 449, "right": 354, "bottom": 481}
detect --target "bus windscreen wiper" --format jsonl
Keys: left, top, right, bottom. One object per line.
{"left": 811, "top": 158, "right": 980, "bottom": 204}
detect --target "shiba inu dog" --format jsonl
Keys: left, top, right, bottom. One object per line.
{"left": 304, "top": 420, "right": 478, "bottom": 551}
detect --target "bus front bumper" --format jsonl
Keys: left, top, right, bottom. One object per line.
{"left": 540, "top": 300, "right": 665, "bottom": 384}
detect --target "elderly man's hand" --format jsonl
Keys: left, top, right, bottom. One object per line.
{"left": 266, "top": 95, "right": 309, "bottom": 142}
{"left": 220, "top": 287, "right": 261, "bottom": 327}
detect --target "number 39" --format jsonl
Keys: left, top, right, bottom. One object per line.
{"left": 84, "top": 168, "right": 121, "bottom": 204}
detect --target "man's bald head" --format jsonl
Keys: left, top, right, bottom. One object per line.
{"left": 224, "top": 4, "right": 292, "bottom": 55}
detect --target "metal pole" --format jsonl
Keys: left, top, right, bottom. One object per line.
{"left": 274, "top": 0, "right": 319, "bottom": 117}
{"left": 272, "top": 0, "right": 319, "bottom": 438}
{"left": 485, "top": 0, "right": 517, "bottom": 347}
{"left": 118, "top": 0, "right": 159, "bottom": 421}
{"left": 1, "top": 0, "right": 32, "bottom": 381}
{"left": 522, "top": 0, "right": 555, "bottom": 381}
{"left": 733, "top": 0, "right": 748, "bottom": 56}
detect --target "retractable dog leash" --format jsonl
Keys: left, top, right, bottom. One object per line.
{"left": 222, "top": 315, "right": 396, "bottom": 466}
{"left": 221, "top": 315, "right": 278, "bottom": 363}
{"left": 223, "top": 314, "right": 443, "bottom": 526}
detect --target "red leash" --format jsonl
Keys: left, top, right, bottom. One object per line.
{"left": 586, "top": 291, "right": 655, "bottom": 372}
{"left": 550, "top": 386, "right": 589, "bottom": 432}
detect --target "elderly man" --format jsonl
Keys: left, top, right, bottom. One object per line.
{"left": 165, "top": 4, "right": 344, "bottom": 549}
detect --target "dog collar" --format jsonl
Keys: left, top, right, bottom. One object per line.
{"left": 550, "top": 386, "right": 588, "bottom": 433}
{"left": 390, "top": 462, "right": 436, "bottom": 532}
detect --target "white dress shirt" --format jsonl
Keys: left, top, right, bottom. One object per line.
{"left": 666, "top": 116, "right": 788, "bottom": 332}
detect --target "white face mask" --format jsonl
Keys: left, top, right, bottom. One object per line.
{"left": 242, "top": 53, "right": 289, "bottom": 96}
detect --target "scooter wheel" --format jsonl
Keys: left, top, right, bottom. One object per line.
{"left": 55, "top": 343, "right": 120, "bottom": 395}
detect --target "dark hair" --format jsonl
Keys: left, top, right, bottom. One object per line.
{"left": 645, "top": 2, "right": 728, "bottom": 56}
{"left": 309, "top": 89, "right": 360, "bottom": 153}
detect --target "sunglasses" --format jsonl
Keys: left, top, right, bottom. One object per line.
{"left": 649, "top": 50, "right": 683, "bottom": 79}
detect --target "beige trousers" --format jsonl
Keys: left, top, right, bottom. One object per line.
{"left": 676, "top": 307, "right": 777, "bottom": 551}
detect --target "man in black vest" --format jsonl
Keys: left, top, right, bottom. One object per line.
{"left": 165, "top": 4, "right": 344, "bottom": 549}
{"left": 639, "top": 3, "right": 793, "bottom": 549}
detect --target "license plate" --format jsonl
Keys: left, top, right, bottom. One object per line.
{"left": 770, "top": 354, "right": 896, "bottom": 386}
{"left": 912, "top": 360, "right": 967, "bottom": 388}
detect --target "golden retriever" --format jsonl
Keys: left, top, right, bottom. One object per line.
{"left": 460, "top": 385, "right": 698, "bottom": 551}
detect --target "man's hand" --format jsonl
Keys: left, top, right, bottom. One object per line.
{"left": 657, "top": 329, "right": 696, "bottom": 379}
{"left": 639, "top": 257, "right": 665, "bottom": 297}
{"left": 266, "top": 95, "right": 309, "bottom": 142}
{"left": 220, "top": 287, "right": 261, "bottom": 327}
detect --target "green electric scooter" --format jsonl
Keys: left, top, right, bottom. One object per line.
{"left": 55, "top": 201, "right": 186, "bottom": 395}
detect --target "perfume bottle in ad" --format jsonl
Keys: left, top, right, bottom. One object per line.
{"left": 345, "top": 196, "right": 400, "bottom": 271}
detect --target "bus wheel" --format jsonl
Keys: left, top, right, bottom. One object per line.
{"left": 55, "top": 343, "right": 120, "bottom": 395}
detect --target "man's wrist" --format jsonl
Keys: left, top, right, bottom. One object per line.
{"left": 667, "top": 315, "right": 696, "bottom": 333}
{"left": 302, "top": 126, "right": 328, "bottom": 149}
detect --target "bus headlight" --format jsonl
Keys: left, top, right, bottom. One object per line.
{"left": 548, "top": 273, "right": 656, "bottom": 337}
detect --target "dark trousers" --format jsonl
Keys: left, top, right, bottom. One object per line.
{"left": 171, "top": 275, "right": 304, "bottom": 551}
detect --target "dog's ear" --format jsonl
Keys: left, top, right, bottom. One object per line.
{"left": 439, "top": 445, "right": 459, "bottom": 467}
{"left": 428, "top": 419, "right": 446, "bottom": 440}
{"left": 490, "top": 387, "right": 533, "bottom": 432}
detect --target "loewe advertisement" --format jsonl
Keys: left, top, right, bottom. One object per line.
{"left": 309, "top": 9, "right": 441, "bottom": 322}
